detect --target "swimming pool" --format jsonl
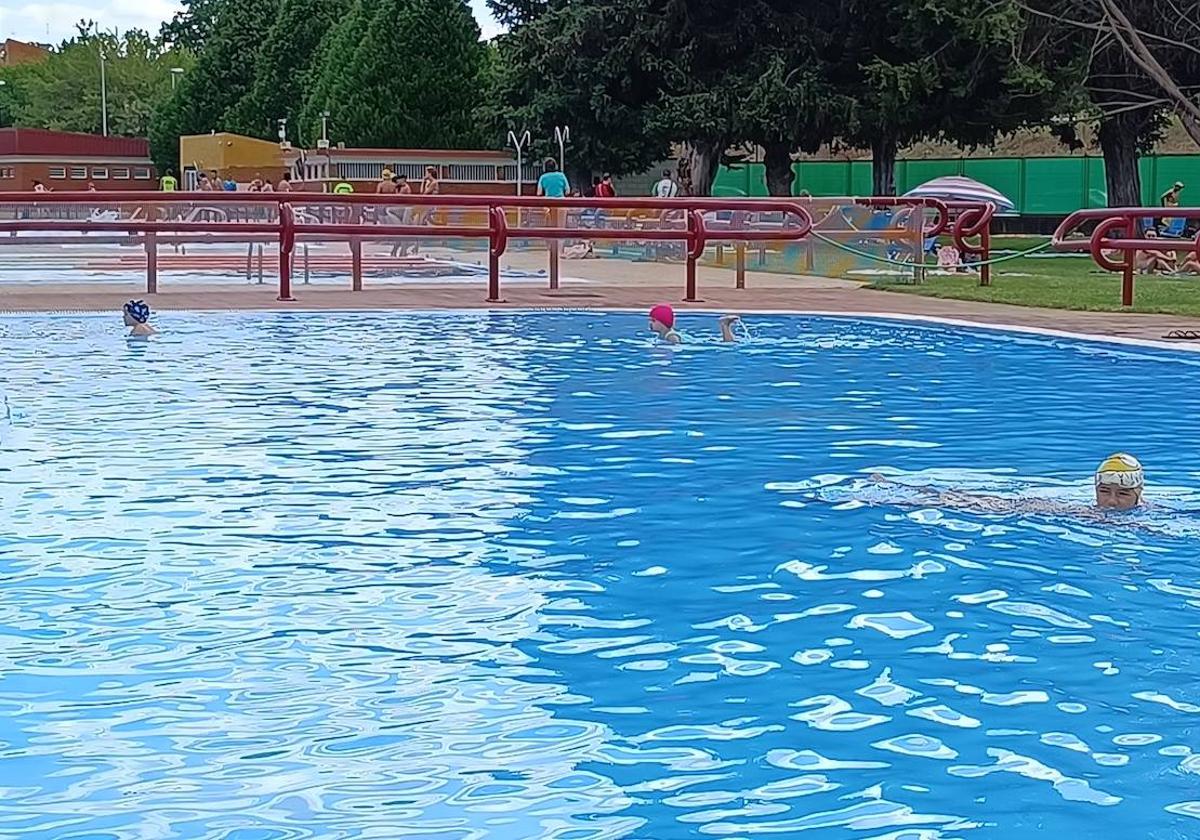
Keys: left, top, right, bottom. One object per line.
{"left": 2, "top": 311, "right": 1200, "bottom": 839}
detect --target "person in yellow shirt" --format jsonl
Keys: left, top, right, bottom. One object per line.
{"left": 159, "top": 169, "right": 178, "bottom": 192}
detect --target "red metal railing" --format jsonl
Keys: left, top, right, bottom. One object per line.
{"left": 0, "top": 191, "right": 815, "bottom": 302}
{"left": 1053, "top": 208, "right": 1200, "bottom": 306}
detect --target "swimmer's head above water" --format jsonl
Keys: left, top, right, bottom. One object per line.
{"left": 1095, "top": 453, "right": 1144, "bottom": 510}
{"left": 123, "top": 299, "right": 151, "bottom": 326}
{"left": 122, "top": 299, "right": 157, "bottom": 336}
{"left": 649, "top": 304, "right": 680, "bottom": 343}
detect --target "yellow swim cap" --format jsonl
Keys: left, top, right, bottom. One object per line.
{"left": 1095, "top": 453, "right": 1144, "bottom": 488}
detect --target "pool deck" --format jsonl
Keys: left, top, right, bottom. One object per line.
{"left": 3, "top": 251, "right": 1198, "bottom": 344}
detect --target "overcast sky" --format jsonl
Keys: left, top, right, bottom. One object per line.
{"left": 0, "top": 0, "right": 503, "bottom": 44}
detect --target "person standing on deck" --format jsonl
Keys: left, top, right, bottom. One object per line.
{"left": 597, "top": 174, "right": 617, "bottom": 198}
{"left": 276, "top": 173, "right": 293, "bottom": 192}
{"left": 537, "top": 158, "right": 570, "bottom": 198}
{"left": 377, "top": 169, "right": 397, "bottom": 195}
{"left": 160, "top": 169, "right": 178, "bottom": 192}
{"left": 653, "top": 169, "right": 680, "bottom": 198}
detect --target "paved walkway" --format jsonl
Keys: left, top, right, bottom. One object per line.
{"left": 2, "top": 251, "right": 1197, "bottom": 343}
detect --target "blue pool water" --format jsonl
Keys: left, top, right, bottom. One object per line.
{"left": 3, "top": 311, "right": 1200, "bottom": 839}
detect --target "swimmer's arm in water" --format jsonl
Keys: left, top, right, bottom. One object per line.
{"left": 719, "top": 314, "right": 740, "bottom": 343}
{"left": 130, "top": 323, "right": 157, "bottom": 336}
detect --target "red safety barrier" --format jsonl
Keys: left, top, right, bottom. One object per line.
{"left": 1053, "top": 208, "right": 1200, "bottom": 306}
{"left": 946, "top": 200, "right": 996, "bottom": 286}
{"left": 0, "top": 191, "right": 814, "bottom": 302}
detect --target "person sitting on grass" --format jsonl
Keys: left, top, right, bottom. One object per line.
{"left": 1137, "top": 230, "right": 1175, "bottom": 275}
{"left": 1177, "top": 249, "right": 1200, "bottom": 276}
{"left": 123, "top": 299, "right": 157, "bottom": 338}
{"left": 648, "top": 305, "right": 742, "bottom": 344}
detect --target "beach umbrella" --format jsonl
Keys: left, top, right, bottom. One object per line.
{"left": 903, "top": 175, "right": 1016, "bottom": 213}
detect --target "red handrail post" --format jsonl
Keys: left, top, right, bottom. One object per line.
{"left": 980, "top": 225, "right": 992, "bottom": 287}
{"left": 487, "top": 205, "right": 508, "bottom": 303}
{"left": 145, "top": 231, "right": 158, "bottom": 294}
{"left": 548, "top": 206, "right": 561, "bottom": 290}
{"left": 277, "top": 202, "right": 295, "bottom": 301}
{"left": 350, "top": 206, "right": 363, "bottom": 292}
{"left": 1122, "top": 249, "right": 1135, "bottom": 307}
{"left": 684, "top": 210, "right": 705, "bottom": 302}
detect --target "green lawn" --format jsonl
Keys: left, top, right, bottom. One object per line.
{"left": 869, "top": 236, "right": 1200, "bottom": 317}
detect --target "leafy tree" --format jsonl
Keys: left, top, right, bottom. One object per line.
{"left": 0, "top": 26, "right": 193, "bottom": 138}
{"left": 160, "top": 0, "right": 225, "bottom": 50}
{"left": 1018, "top": 0, "right": 1200, "bottom": 206}
{"left": 809, "top": 0, "right": 1056, "bottom": 195}
{"left": 483, "top": 0, "right": 670, "bottom": 185}
{"left": 149, "top": 0, "right": 279, "bottom": 168}
{"left": 225, "top": 0, "right": 351, "bottom": 140}
{"left": 300, "top": 0, "right": 488, "bottom": 148}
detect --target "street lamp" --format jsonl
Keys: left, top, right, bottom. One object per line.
{"left": 98, "top": 47, "right": 108, "bottom": 137}
{"left": 554, "top": 125, "right": 570, "bottom": 173}
{"left": 319, "top": 110, "right": 330, "bottom": 149}
{"left": 170, "top": 67, "right": 184, "bottom": 90}
{"left": 507, "top": 129, "right": 530, "bottom": 196}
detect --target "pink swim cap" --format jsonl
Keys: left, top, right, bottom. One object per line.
{"left": 649, "top": 304, "right": 675, "bottom": 329}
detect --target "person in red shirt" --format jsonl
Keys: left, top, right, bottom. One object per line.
{"left": 596, "top": 174, "right": 616, "bottom": 198}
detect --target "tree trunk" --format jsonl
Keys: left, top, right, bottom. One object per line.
{"left": 763, "top": 142, "right": 795, "bottom": 196}
{"left": 679, "top": 140, "right": 723, "bottom": 197}
{"left": 1097, "top": 115, "right": 1142, "bottom": 207}
{"left": 871, "top": 135, "right": 897, "bottom": 196}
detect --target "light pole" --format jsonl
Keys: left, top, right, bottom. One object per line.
{"left": 320, "top": 111, "right": 330, "bottom": 147}
{"left": 98, "top": 47, "right": 108, "bottom": 137}
{"left": 170, "top": 67, "right": 184, "bottom": 90}
{"left": 553, "top": 125, "right": 570, "bottom": 173}
{"left": 277, "top": 118, "right": 288, "bottom": 145}
{"left": 507, "top": 129, "right": 530, "bottom": 196}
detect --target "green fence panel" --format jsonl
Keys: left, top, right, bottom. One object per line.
{"left": 1084, "top": 158, "right": 1107, "bottom": 208}
{"left": 1151, "top": 156, "right": 1200, "bottom": 204}
{"left": 900, "top": 159, "right": 962, "bottom": 194}
{"left": 1023, "top": 157, "right": 1086, "bottom": 214}
{"left": 795, "top": 161, "right": 852, "bottom": 196}
{"left": 712, "top": 165, "right": 750, "bottom": 197}
{"left": 850, "top": 162, "right": 873, "bottom": 195}
{"left": 1139, "top": 157, "right": 1158, "bottom": 206}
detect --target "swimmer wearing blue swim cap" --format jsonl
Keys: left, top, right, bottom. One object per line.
{"left": 1095, "top": 453, "right": 1144, "bottom": 510}
{"left": 123, "top": 299, "right": 157, "bottom": 338}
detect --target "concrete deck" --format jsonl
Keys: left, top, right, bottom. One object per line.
{"left": 2, "top": 249, "right": 1198, "bottom": 343}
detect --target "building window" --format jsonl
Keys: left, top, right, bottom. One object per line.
{"left": 92, "top": 167, "right": 108, "bottom": 180}
{"left": 70, "top": 167, "right": 87, "bottom": 180}
{"left": 134, "top": 167, "right": 151, "bottom": 180}
{"left": 0, "top": 168, "right": 11, "bottom": 179}
{"left": 112, "top": 167, "right": 130, "bottom": 180}
{"left": 48, "top": 167, "right": 66, "bottom": 179}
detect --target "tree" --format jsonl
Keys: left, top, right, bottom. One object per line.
{"left": 0, "top": 26, "right": 193, "bottom": 138}
{"left": 224, "top": 0, "right": 352, "bottom": 141}
{"left": 812, "top": 0, "right": 1057, "bottom": 195}
{"left": 300, "top": 0, "right": 487, "bottom": 148}
{"left": 160, "top": 0, "right": 225, "bottom": 50}
{"left": 149, "top": 0, "right": 279, "bottom": 168}
{"left": 1017, "top": 0, "right": 1200, "bottom": 206}
{"left": 481, "top": 0, "right": 669, "bottom": 181}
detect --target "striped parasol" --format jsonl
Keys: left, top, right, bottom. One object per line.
{"left": 903, "top": 176, "right": 1016, "bottom": 213}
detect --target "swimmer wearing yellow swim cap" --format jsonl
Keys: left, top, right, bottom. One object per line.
{"left": 1095, "top": 453, "right": 1144, "bottom": 510}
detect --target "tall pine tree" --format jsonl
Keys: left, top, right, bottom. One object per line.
{"left": 300, "top": 0, "right": 487, "bottom": 148}
{"left": 225, "top": 0, "right": 351, "bottom": 141}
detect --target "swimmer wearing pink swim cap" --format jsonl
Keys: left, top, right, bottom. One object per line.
{"left": 648, "top": 305, "right": 742, "bottom": 344}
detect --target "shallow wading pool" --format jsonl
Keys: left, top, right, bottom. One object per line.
{"left": 2, "top": 311, "right": 1200, "bottom": 839}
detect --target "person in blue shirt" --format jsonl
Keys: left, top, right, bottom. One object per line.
{"left": 537, "top": 158, "right": 570, "bottom": 198}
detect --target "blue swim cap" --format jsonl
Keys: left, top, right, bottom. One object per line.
{"left": 124, "top": 299, "right": 151, "bottom": 324}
